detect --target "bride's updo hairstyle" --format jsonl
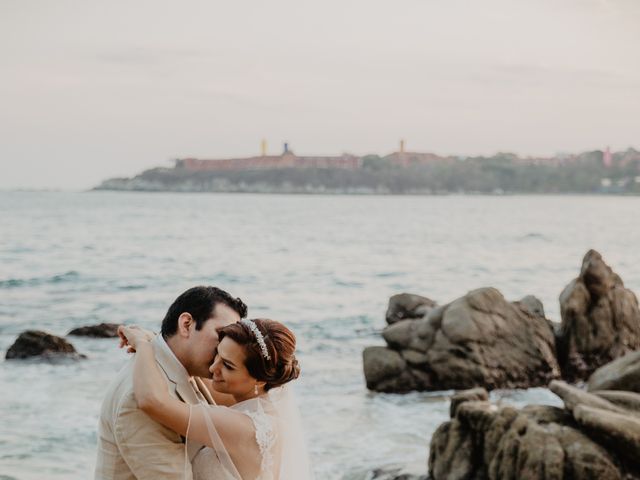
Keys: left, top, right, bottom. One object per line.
{"left": 218, "top": 318, "right": 300, "bottom": 391}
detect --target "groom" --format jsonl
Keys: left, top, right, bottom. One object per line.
{"left": 95, "top": 286, "right": 248, "bottom": 480}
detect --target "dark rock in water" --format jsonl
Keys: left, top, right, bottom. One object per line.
{"left": 363, "top": 288, "right": 560, "bottom": 392}
{"left": 428, "top": 384, "right": 640, "bottom": 480}
{"left": 549, "top": 379, "right": 627, "bottom": 415}
{"left": 449, "top": 387, "right": 488, "bottom": 417}
{"left": 68, "top": 322, "right": 120, "bottom": 338}
{"left": 516, "top": 294, "right": 545, "bottom": 318}
{"left": 593, "top": 390, "right": 640, "bottom": 413}
{"left": 370, "top": 467, "right": 428, "bottom": 480}
{"left": 588, "top": 349, "right": 640, "bottom": 393}
{"left": 573, "top": 403, "right": 640, "bottom": 465}
{"left": 5, "top": 330, "right": 86, "bottom": 360}
{"left": 557, "top": 249, "right": 640, "bottom": 382}
{"left": 385, "top": 293, "right": 436, "bottom": 325}
{"left": 362, "top": 347, "right": 416, "bottom": 392}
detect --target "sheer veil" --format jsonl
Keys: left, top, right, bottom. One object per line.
{"left": 187, "top": 385, "right": 314, "bottom": 480}
{"left": 270, "top": 386, "right": 314, "bottom": 479}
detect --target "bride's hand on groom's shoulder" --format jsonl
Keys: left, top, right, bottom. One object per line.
{"left": 118, "top": 325, "right": 155, "bottom": 353}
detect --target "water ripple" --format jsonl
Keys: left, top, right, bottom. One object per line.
{"left": 0, "top": 271, "right": 80, "bottom": 289}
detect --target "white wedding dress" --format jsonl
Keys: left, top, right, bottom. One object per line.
{"left": 189, "top": 386, "right": 313, "bottom": 480}
{"left": 192, "top": 448, "right": 239, "bottom": 480}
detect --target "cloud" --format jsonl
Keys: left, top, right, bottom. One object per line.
{"left": 94, "top": 46, "right": 211, "bottom": 67}
{"left": 484, "top": 63, "right": 640, "bottom": 89}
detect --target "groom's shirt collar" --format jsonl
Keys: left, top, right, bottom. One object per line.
{"left": 153, "top": 334, "right": 190, "bottom": 386}
{"left": 153, "top": 335, "right": 205, "bottom": 406}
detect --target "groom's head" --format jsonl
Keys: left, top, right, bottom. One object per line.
{"left": 161, "top": 286, "right": 247, "bottom": 378}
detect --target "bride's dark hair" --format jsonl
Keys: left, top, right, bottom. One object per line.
{"left": 218, "top": 318, "right": 300, "bottom": 390}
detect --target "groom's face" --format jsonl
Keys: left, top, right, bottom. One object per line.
{"left": 186, "top": 303, "right": 240, "bottom": 378}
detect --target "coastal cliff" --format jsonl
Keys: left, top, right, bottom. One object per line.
{"left": 94, "top": 149, "right": 640, "bottom": 195}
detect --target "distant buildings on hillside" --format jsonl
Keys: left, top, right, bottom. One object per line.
{"left": 174, "top": 141, "right": 640, "bottom": 172}
{"left": 175, "top": 141, "right": 454, "bottom": 172}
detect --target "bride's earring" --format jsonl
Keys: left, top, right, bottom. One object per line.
{"left": 254, "top": 384, "right": 259, "bottom": 396}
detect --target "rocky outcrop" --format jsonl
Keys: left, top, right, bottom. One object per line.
{"left": 385, "top": 293, "right": 436, "bottom": 325}
{"left": 592, "top": 390, "right": 640, "bottom": 412}
{"left": 588, "top": 349, "right": 640, "bottom": 393}
{"left": 369, "top": 467, "right": 427, "bottom": 480}
{"left": 518, "top": 294, "right": 546, "bottom": 318}
{"left": 363, "top": 288, "right": 560, "bottom": 392}
{"left": 5, "top": 330, "right": 86, "bottom": 360}
{"left": 557, "top": 250, "right": 640, "bottom": 381}
{"left": 428, "top": 382, "right": 640, "bottom": 480}
{"left": 550, "top": 380, "right": 640, "bottom": 466}
{"left": 68, "top": 322, "right": 120, "bottom": 338}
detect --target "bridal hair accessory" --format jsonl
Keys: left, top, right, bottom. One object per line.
{"left": 241, "top": 319, "right": 271, "bottom": 360}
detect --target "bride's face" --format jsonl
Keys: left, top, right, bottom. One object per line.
{"left": 209, "top": 337, "right": 257, "bottom": 397}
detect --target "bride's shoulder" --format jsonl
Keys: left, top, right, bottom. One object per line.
{"left": 231, "top": 399, "right": 278, "bottom": 446}
{"left": 231, "top": 398, "right": 275, "bottom": 422}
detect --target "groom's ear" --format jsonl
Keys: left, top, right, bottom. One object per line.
{"left": 177, "top": 313, "right": 194, "bottom": 338}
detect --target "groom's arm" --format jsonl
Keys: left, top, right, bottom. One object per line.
{"left": 114, "top": 392, "right": 194, "bottom": 480}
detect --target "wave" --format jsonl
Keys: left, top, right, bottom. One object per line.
{"left": 0, "top": 271, "right": 80, "bottom": 289}
{"left": 517, "top": 232, "right": 550, "bottom": 242}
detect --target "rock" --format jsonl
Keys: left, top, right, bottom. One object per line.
{"left": 385, "top": 293, "right": 436, "bottom": 325}
{"left": 363, "top": 347, "right": 410, "bottom": 392}
{"left": 369, "top": 466, "right": 428, "bottom": 480}
{"left": 593, "top": 390, "right": 640, "bottom": 413}
{"left": 68, "top": 322, "right": 120, "bottom": 338}
{"left": 516, "top": 294, "right": 546, "bottom": 318}
{"left": 382, "top": 319, "right": 421, "bottom": 350}
{"left": 5, "top": 330, "right": 86, "bottom": 360}
{"left": 364, "top": 287, "right": 560, "bottom": 392}
{"left": 400, "top": 349, "right": 429, "bottom": 367}
{"left": 588, "top": 349, "right": 640, "bottom": 393}
{"left": 428, "top": 386, "right": 637, "bottom": 480}
{"left": 487, "top": 407, "right": 620, "bottom": 480}
{"left": 557, "top": 250, "right": 640, "bottom": 381}
{"left": 450, "top": 387, "right": 489, "bottom": 417}
{"left": 549, "top": 380, "right": 627, "bottom": 415}
{"left": 573, "top": 404, "right": 640, "bottom": 465}
{"left": 429, "top": 416, "right": 478, "bottom": 480}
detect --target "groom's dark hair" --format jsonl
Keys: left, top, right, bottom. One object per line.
{"left": 161, "top": 286, "right": 247, "bottom": 338}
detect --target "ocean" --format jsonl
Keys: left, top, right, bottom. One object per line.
{"left": 1, "top": 191, "right": 639, "bottom": 479}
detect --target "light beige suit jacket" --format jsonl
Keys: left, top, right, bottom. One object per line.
{"left": 95, "top": 335, "right": 214, "bottom": 480}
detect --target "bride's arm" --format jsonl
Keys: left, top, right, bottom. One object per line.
{"left": 120, "top": 326, "right": 254, "bottom": 448}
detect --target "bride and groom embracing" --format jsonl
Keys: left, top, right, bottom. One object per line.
{"left": 95, "top": 286, "right": 313, "bottom": 480}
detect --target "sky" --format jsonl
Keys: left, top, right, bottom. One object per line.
{"left": 1, "top": 0, "right": 639, "bottom": 190}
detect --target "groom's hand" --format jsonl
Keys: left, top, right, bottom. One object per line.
{"left": 117, "top": 325, "right": 135, "bottom": 353}
{"left": 118, "top": 325, "right": 155, "bottom": 353}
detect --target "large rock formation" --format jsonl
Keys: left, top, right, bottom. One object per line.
{"left": 557, "top": 250, "right": 640, "bottom": 382}
{"left": 68, "top": 322, "right": 120, "bottom": 338}
{"left": 588, "top": 349, "right": 640, "bottom": 393}
{"left": 385, "top": 293, "right": 436, "bottom": 325}
{"left": 363, "top": 288, "right": 560, "bottom": 392}
{"left": 369, "top": 467, "right": 427, "bottom": 480}
{"left": 5, "top": 330, "right": 86, "bottom": 360}
{"left": 429, "top": 381, "right": 640, "bottom": 480}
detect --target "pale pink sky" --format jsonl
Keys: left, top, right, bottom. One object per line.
{"left": 1, "top": 0, "right": 639, "bottom": 189}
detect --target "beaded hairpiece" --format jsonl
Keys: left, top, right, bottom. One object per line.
{"left": 240, "top": 319, "right": 271, "bottom": 360}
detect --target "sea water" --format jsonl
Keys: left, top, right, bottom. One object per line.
{"left": 1, "top": 192, "right": 639, "bottom": 479}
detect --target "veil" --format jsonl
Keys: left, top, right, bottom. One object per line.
{"left": 268, "top": 386, "right": 314, "bottom": 479}
{"left": 186, "top": 385, "right": 314, "bottom": 480}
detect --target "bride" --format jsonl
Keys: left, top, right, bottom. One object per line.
{"left": 119, "top": 318, "right": 314, "bottom": 480}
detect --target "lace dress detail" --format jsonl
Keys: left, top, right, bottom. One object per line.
{"left": 187, "top": 389, "right": 309, "bottom": 480}
{"left": 242, "top": 409, "right": 277, "bottom": 480}
{"left": 192, "top": 447, "right": 237, "bottom": 480}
